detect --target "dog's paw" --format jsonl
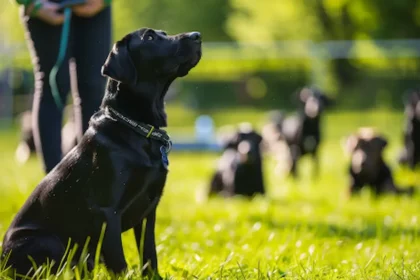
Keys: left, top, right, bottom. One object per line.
{"left": 131, "top": 263, "right": 162, "bottom": 279}
{"left": 148, "top": 273, "right": 163, "bottom": 280}
{"left": 107, "top": 263, "right": 129, "bottom": 279}
{"left": 141, "top": 270, "right": 162, "bottom": 280}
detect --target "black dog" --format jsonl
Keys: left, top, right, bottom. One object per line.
{"left": 345, "top": 128, "right": 415, "bottom": 197}
{"left": 398, "top": 89, "right": 420, "bottom": 169}
{"left": 209, "top": 123, "right": 265, "bottom": 197}
{"left": 1, "top": 28, "right": 202, "bottom": 278}
{"left": 14, "top": 110, "right": 36, "bottom": 164}
{"left": 15, "top": 107, "right": 77, "bottom": 164}
{"left": 263, "top": 87, "right": 333, "bottom": 178}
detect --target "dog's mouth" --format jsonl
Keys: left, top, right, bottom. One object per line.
{"left": 305, "top": 97, "right": 320, "bottom": 118}
{"left": 176, "top": 45, "right": 202, "bottom": 77}
{"left": 237, "top": 141, "right": 259, "bottom": 164}
{"left": 192, "top": 49, "right": 202, "bottom": 66}
{"left": 183, "top": 41, "right": 202, "bottom": 62}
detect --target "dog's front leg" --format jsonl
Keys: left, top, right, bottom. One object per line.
{"left": 97, "top": 207, "right": 127, "bottom": 274}
{"left": 289, "top": 144, "right": 300, "bottom": 178}
{"left": 311, "top": 151, "right": 319, "bottom": 178}
{"left": 349, "top": 176, "right": 363, "bottom": 197}
{"left": 379, "top": 177, "right": 405, "bottom": 196}
{"left": 134, "top": 207, "right": 160, "bottom": 277}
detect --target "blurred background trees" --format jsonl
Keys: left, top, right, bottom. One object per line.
{"left": 2, "top": 0, "right": 420, "bottom": 113}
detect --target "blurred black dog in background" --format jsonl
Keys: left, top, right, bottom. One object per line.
{"left": 209, "top": 123, "right": 265, "bottom": 197}
{"left": 15, "top": 107, "right": 77, "bottom": 164}
{"left": 345, "top": 128, "right": 415, "bottom": 197}
{"left": 14, "top": 110, "right": 36, "bottom": 164}
{"left": 263, "top": 87, "right": 333, "bottom": 178}
{"left": 398, "top": 89, "right": 420, "bottom": 169}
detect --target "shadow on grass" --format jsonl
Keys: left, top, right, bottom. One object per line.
{"left": 249, "top": 216, "right": 420, "bottom": 240}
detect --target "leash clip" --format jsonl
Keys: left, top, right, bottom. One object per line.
{"left": 160, "top": 146, "right": 169, "bottom": 170}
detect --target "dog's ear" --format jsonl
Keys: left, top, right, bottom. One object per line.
{"left": 298, "top": 87, "right": 312, "bottom": 103}
{"left": 321, "top": 94, "right": 335, "bottom": 107}
{"left": 342, "top": 134, "right": 359, "bottom": 156}
{"left": 101, "top": 34, "right": 137, "bottom": 85}
{"left": 372, "top": 136, "right": 388, "bottom": 151}
{"left": 224, "top": 133, "right": 239, "bottom": 150}
{"left": 254, "top": 132, "right": 263, "bottom": 145}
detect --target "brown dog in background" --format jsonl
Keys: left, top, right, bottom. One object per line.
{"left": 344, "top": 128, "right": 415, "bottom": 197}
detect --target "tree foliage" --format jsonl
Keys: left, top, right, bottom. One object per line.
{"left": 2, "top": 0, "right": 420, "bottom": 107}
{"left": 3, "top": 0, "right": 420, "bottom": 48}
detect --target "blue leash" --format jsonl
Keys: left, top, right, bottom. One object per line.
{"left": 49, "top": 8, "right": 72, "bottom": 110}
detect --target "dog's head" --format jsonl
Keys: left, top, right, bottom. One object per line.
{"left": 267, "top": 110, "right": 285, "bottom": 129}
{"left": 100, "top": 28, "right": 202, "bottom": 126}
{"left": 297, "top": 87, "right": 333, "bottom": 118}
{"left": 403, "top": 89, "right": 420, "bottom": 122}
{"left": 102, "top": 28, "right": 202, "bottom": 85}
{"left": 344, "top": 128, "right": 387, "bottom": 174}
{"left": 225, "top": 123, "right": 263, "bottom": 164}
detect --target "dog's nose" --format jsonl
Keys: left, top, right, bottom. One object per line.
{"left": 187, "top": 32, "right": 201, "bottom": 42}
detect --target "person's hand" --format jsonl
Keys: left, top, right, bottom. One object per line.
{"left": 26, "top": 0, "right": 65, "bottom": 26}
{"left": 72, "top": 0, "right": 105, "bottom": 18}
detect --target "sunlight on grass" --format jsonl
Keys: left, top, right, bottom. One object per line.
{"left": 1, "top": 110, "right": 420, "bottom": 279}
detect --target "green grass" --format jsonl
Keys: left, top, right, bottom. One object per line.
{"left": 1, "top": 109, "right": 420, "bottom": 279}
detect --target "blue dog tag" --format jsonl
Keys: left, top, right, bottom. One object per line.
{"left": 160, "top": 146, "right": 169, "bottom": 170}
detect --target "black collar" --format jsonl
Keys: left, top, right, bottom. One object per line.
{"left": 104, "top": 106, "right": 172, "bottom": 153}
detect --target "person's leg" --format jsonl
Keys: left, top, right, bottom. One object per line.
{"left": 22, "top": 14, "right": 72, "bottom": 173}
{"left": 72, "top": 7, "right": 112, "bottom": 140}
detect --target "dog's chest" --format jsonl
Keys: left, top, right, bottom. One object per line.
{"left": 119, "top": 169, "right": 167, "bottom": 230}
{"left": 303, "top": 136, "right": 318, "bottom": 152}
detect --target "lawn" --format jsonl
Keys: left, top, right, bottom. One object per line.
{"left": 1, "top": 108, "right": 420, "bottom": 279}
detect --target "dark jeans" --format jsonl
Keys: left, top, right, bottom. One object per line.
{"left": 22, "top": 7, "right": 112, "bottom": 173}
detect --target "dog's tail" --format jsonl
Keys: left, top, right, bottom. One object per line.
{"left": 208, "top": 171, "right": 225, "bottom": 196}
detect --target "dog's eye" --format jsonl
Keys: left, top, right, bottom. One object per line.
{"left": 146, "top": 35, "right": 154, "bottom": 41}
{"left": 161, "top": 32, "right": 167, "bottom": 36}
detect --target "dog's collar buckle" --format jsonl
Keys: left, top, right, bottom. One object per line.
{"left": 146, "top": 126, "right": 155, "bottom": 138}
